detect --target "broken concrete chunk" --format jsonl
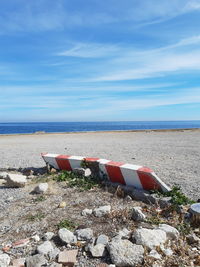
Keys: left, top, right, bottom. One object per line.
{"left": 5, "top": 174, "right": 27, "bottom": 188}
{"left": 90, "top": 243, "right": 107, "bottom": 257}
{"left": 37, "top": 241, "right": 54, "bottom": 255}
{"left": 75, "top": 228, "right": 93, "bottom": 241}
{"left": 58, "top": 249, "right": 78, "bottom": 266}
{"left": 132, "top": 207, "right": 146, "bottom": 222}
{"left": 158, "top": 224, "right": 179, "bottom": 240}
{"left": 96, "top": 234, "right": 109, "bottom": 245}
{"left": 133, "top": 228, "right": 167, "bottom": 250}
{"left": 26, "top": 254, "right": 47, "bottom": 267}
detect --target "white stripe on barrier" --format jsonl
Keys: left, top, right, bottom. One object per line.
{"left": 68, "top": 156, "right": 84, "bottom": 169}
{"left": 42, "top": 153, "right": 60, "bottom": 169}
{"left": 120, "top": 163, "right": 143, "bottom": 189}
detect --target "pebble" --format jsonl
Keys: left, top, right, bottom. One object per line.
{"left": 93, "top": 205, "right": 111, "bottom": 217}
{"left": 33, "top": 183, "right": 48, "bottom": 194}
{"left": 81, "top": 208, "right": 93, "bottom": 216}
{"left": 75, "top": 228, "right": 93, "bottom": 241}
{"left": 58, "top": 228, "right": 77, "bottom": 244}
{"left": 37, "top": 241, "right": 54, "bottom": 255}
{"left": 43, "top": 232, "right": 54, "bottom": 241}
{"left": 132, "top": 207, "right": 146, "bottom": 222}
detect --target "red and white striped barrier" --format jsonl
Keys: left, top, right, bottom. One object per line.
{"left": 41, "top": 153, "right": 170, "bottom": 192}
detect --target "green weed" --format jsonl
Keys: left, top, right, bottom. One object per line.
{"left": 33, "top": 196, "right": 46, "bottom": 202}
{"left": 55, "top": 170, "right": 99, "bottom": 191}
{"left": 26, "top": 212, "right": 45, "bottom": 221}
{"left": 57, "top": 219, "right": 76, "bottom": 230}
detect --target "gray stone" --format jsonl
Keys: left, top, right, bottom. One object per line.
{"left": 58, "top": 228, "right": 77, "bottom": 244}
{"left": 148, "top": 249, "right": 162, "bottom": 260}
{"left": 96, "top": 234, "right": 109, "bottom": 245}
{"left": 26, "top": 254, "right": 47, "bottom": 267}
{"left": 107, "top": 239, "right": 144, "bottom": 266}
{"left": 5, "top": 173, "right": 27, "bottom": 188}
{"left": 115, "top": 228, "right": 131, "bottom": 239}
{"left": 81, "top": 208, "right": 93, "bottom": 216}
{"left": 48, "top": 247, "right": 60, "bottom": 260}
{"left": 133, "top": 228, "right": 167, "bottom": 250}
{"left": 93, "top": 205, "right": 111, "bottom": 217}
{"left": 158, "top": 224, "right": 179, "bottom": 240}
{"left": 90, "top": 243, "right": 106, "bottom": 257}
{"left": 33, "top": 183, "right": 48, "bottom": 194}
{"left": 132, "top": 207, "right": 146, "bottom": 222}
{"left": 43, "top": 232, "right": 54, "bottom": 241}
{"left": 75, "top": 228, "right": 93, "bottom": 241}
{"left": 161, "top": 247, "right": 173, "bottom": 256}
{"left": 37, "top": 241, "right": 54, "bottom": 255}
{"left": 0, "top": 254, "right": 10, "bottom": 267}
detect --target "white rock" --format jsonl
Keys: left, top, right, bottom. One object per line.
{"left": 133, "top": 228, "right": 167, "bottom": 250}
{"left": 26, "top": 254, "right": 47, "bottom": 267}
{"left": 107, "top": 239, "right": 144, "bottom": 266}
{"left": 37, "top": 241, "right": 54, "bottom": 255}
{"left": 132, "top": 207, "right": 146, "bottom": 222}
{"left": 33, "top": 183, "right": 48, "bottom": 194}
{"left": 162, "top": 248, "right": 173, "bottom": 256}
{"left": 81, "top": 208, "right": 93, "bottom": 216}
{"left": 115, "top": 228, "right": 131, "bottom": 240}
{"left": 48, "top": 247, "right": 60, "bottom": 260}
{"left": 148, "top": 249, "right": 162, "bottom": 260}
{"left": 58, "top": 228, "right": 77, "bottom": 244}
{"left": 158, "top": 224, "right": 179, "bottom": 240}
{"left": 93, "top": 205, "right": 111, "bottom": 217}
{"left": 0, "top": 254, "right": 10, "bottom": 267}
{"left": 0, "top": 172, "right": 8, "bottom": 179}
{"left": 73, "top": 168, "right": 91, "bottom": 177}
{"left": 75, "top": 228, "right": 93, "bottom": 241}
{"left": 90, "top": 243, "right": 106, "bottom": 257}
{"left": 5, "top": 173, "right": 27, "bottom": 188}
{"left": 96, "top": 234, "right": 109, "bottom": 245}
{"left": 32, "top": 234, "right": 40, "bottom": 242}
{"left": 43, "top": 232, "right": 54, "bottom": 241}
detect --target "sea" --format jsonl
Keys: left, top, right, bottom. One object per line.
{"left": 0, "top": 121, "right": 200, "bottom": 135}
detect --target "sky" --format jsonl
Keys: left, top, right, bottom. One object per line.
{"left": 1, "top": 0, "right": 200, "bottom": 122}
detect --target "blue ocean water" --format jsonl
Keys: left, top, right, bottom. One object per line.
{"left": 0, "top": 121, "right": 200, "bottom": 135}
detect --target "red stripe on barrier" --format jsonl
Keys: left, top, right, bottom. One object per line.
{"left": 56, "top": 155, "right": 72, "bottom": 171}
{"left": 85, "top": 157, "right": 100, "bottom": 162}
{"left": 105, "top": 161, "right": 125, "bottom": 185}
{"left": 137, "top": 170, "right": 160, "bottom": 191}
{"left": 138, "top": 167, "right": 153, "bottom": 173}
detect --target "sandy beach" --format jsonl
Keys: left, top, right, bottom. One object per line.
{"left": 0, "top": 129, "right": 200, "bottom": 199}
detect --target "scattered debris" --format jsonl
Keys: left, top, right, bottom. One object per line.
{"left": 5, "top": 173, "right": 27, "bottom": 188}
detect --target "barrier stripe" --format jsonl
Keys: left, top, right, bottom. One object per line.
{"left": 105, "top": 161, "right": 126, "bottom": 185}
{"left": 41, "top": 153, "right": 170, "bottom": 192}
{"left": 56, "top": 155, "right": 72, "bottom": 171}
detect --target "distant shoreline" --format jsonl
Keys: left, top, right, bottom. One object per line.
{"left": 0, "top": 127, "right": 200, "bottom": 137}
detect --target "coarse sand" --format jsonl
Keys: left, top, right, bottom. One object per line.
{"left": 0, "top": 129, "right": 200, "bottom": 199}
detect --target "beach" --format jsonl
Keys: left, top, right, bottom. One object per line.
{"left": 0, "top": 129, "right": 200, "bottom": 199}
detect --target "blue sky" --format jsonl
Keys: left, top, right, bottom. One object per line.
{"left": 1, "top": 0, "right": 200, "bottom": 122}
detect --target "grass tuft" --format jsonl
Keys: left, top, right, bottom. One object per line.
{"left": 57, "top": 219, "right": 76, "bottom": 230}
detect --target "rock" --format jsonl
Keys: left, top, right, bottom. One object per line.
{"left": 132, "top": 207, "right": 146, "bottom": 222}
{"left": 186, "top": 233, "right": 200, "bottom": 245}
{"left": 58, "top": 228, "right": 77, "bottom": 244}
{"left": 73, "top": 168, "right": 91, "bottom": 177}
{"left": 161, "top": 247, "right": 173, "bottom": 256}
{"left": 58, "top": 249, "right": 78, "bottom": 265}
{"left": 0, "top": 172, "right": 8, "bottom": 179}
{"left": 43, "top": 232, "right": 54, "bottom": 241}
{"left": 158, "top": 197, "right": 172, "bottom": 209}
{"left": 31, "top": 234, "right": 40, "bottom": 242}
{"left": 115, "top": 228, "right": 131, "bottom": 240}
{"left": 10, "top": 258, "right": 25, "bottom": 267}
{"left": 33, "top": 183, "right": 48, "bottom": 194}
{"left": 96, "top": 234, "right": 109, "bottom": 245}
{"left": 133, "top": 228, "right": 167, "bottom": 250}
{"left": 158, "top": 224, "right": 179, "bottom": 240}
{"left": 5, "top": 174, "right": 27, "bottom": 188}
{"left": 0, "top": 254, "right": 10, "bottom": 267}
{"left": 90, "top": 243, "right": 106, "bottom": 257}
{"left": 37, "top": 241, "right": 54, "bottom": 255}
{"left": 107, "top": 239, "right": 144, "bottom": 266}
{"left": 75, "top": 228, "right": 93, "bottom": 241}
{"left": 48, "top": 247, "right": 60, "bottom": 260}
{"left": 58, "top": 201, "right": 66, "bottom": 208}
{"left": 81, "top": 208, "right": 93, "bottom": 216}
{"left": 26, "top": 254, "right": 47, "bottom": 267}
{"left": 148, "top": 249, "right": 162, "bottom": 260}
{"left": 93, "top": 205, "right": 111, "bottom": 217}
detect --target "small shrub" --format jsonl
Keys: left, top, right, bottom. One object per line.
{"left": 57, "top": 219, "right": 76, "bottom": 230}
{"left": 55, "top": 170, "right": 100, "bottom": 191}
{"left": 176, "top": 222, "right": 191, "bottom": 235}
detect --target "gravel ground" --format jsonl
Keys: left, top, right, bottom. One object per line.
{"left": 0, "top": 129, "right": 200, "bottom": 199}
